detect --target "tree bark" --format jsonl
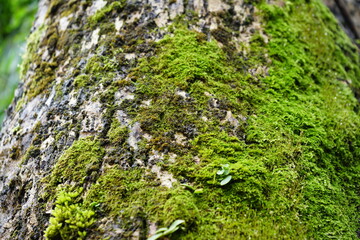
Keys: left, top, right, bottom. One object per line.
{"left": 0, "top": 0, "right": 360, "bottom": 239}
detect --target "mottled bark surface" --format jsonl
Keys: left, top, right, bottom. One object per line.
{"left": 0, "top": 0, "right": 359, "bottom": 239}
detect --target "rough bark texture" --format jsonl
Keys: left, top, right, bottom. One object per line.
{"left": 0, "top": 0, "right": 360, "bottom": 239}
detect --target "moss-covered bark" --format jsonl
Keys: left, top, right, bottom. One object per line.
{"left": 0, "top": 0, "right": 359, "bottom": 239}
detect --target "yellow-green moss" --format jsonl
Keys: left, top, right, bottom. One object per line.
{"left": 38, "top": 0, "right": 360, "bottom": 238}
{"left": 44, "top": 189, "right": 95, "bottom": 240}
{"left": 88, "top": 1, "right": 126, "bottom": 28}
{"left": 120, "top": 1, "right": 360, "bottom": 236}
{"left": 20, "top": 24, "right": 46, "bottom": 79}
{"left": 84, "top": 166, "right": 199, "bottom": 238}
{"left": 74, "top": 74, "right": 91, "bottom": 89}
{"left": 107, "top": 119, "right": 128, "bottom": 145}
{"left": 44, "top": 137, "right": 105, "bottom": 197}
{"left": 15, "top": 96, "right": 25, "bottom": 112}
{"left": 20, "top": 145, "right": 40, "bottom": 165}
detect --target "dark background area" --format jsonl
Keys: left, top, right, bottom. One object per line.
{"left": 0, "top": 0, "right": 37, "bottom": 124}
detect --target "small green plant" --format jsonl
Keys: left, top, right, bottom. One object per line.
{"left": 147, "top": 220, "right": 185, "bottom": 240}
{"left": 44, "top": 189, "right": 96, "bottom": 240}
{"left": 216, "top": 164, "right": 232, "bottom": 186}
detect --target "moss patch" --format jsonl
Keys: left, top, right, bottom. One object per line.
{"left": 84, "top": 166, "right": 199, "bottom": 238}
{"left": 74, "top": 74, "right": 91, "bottom": 89}
{"left": 87, "top": 1, "right": 127, "bottom": 29}
{"left": 39, "top": 0, "right": 360, "bottom": 238}
{"left": 44, "top": 189, "right": 95, "bottom": 240}
{"left": 107, "top": 119, "right": 129, "bottom": 145}
{"left": 254, "top": 0, "right": 360, "bottom": 238}
{"left": 20, "top": 24, "right": 46, "bottom": 79}
{"left": 119, "top": 1, "right": 360, "bottom": 236}
{"left": 44, "top": 137, "right": 105, "bottom": 199}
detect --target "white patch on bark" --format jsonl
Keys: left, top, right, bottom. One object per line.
{"left": 128, "top": 122, "right": 141, "bottom": 150}
{"left": 20, "top": 177, "right": 36, "bottom": 212}
{"left": 169, "top": 0, "right": 184, "bottom": 19}
{"left": 221, "top": 111, "right": 240, "bottom": 128}
{"left": 45, "top": 86, "right": 56, "bottom": 106}
{"left": 168, "top": 153, "right": 177, "bottom": 163}
{"left": 207, "top": 0, "right": 230, "bottom": 12}
{"left": 59, "top": 15, "right": 71, "bottom": 31}
{"left": 124, "top": 53, "right": 136, "bottom": 60}
{"left": 141, "top": 100, "right": 152, "bottom": 107}
{"left": 151, "top": 165, "right": 177, "bottom": 188}
{"left": 126, "top": 11, "right": 142, "bottom": 24}
{"left": 175, "top": 133, "right": 187, "bottom": 146}
{"left": 155, "top": 12, "right": 169, "bottom": 28}
{"left": 143, "top": 133, "right": 152, "bottom": 141}
{"left": 132, "top": 229, "right": 140, "bottom": 239}
{"left": 115, "top": 17, "right": 124, "bottom": 32}
{"left": 209, "top": 17, "right": 219, "bottom": 30}
{"left": 176, "top": 90, "right": 188, "bottom": 98}
{"left": 194, "top": 156, "right": 201, "bottom": 164}
{"left": 193, "top": 0, "right": 205, "bottom": 16}
{"left": 80, "top": 101, "right": 104, "bottom": 137}
{"left": 149, "top": 222, "right": 157, "bottom": 236}
{"left": 41, "top": 49, "right": 49, "bottom": 61}
{"left": 82, "top": 28, "right": 100, "bottom": 51}
{"left": 41, "top": 136, "right": 55, "bottom": 151}
{"left": 68, "top": 92, "right": 78, "bottom": 107}
{"left": 234, "top": 0, "right": 245, "bottom": 13}
{"left": 115, "top": 110, "right": 131, "bottom": 126}
{"left": 88, "top": 0, "right": 107, "bottom": 16}
{"left": 21, "top": 97, "right": 46, "bottom": 135}
{"left": 114, "top": 88, "right": 135, "bottom": 105}
{"left": 33, "top": 0, "right": 48, "bottom": 30}
{"left": 204, "top": 92, "right": 214, "bottom": 97}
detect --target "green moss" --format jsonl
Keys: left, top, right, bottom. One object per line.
{"left": 99, "top": 22, "right": 116, "bottom": 36}
{"left": 27, "top": 61, "right": 58, "bottom": 99}
{"left": 9, "top": 145, "right": 21, "bottom": 160}
{"left": 47, "top": 0, "right": 65, "bottom": 17}
{"left": 84, "top": 166, "right": 199, "bottom": 238}
{"left": 253, "top": 0, "right": 360, "bottom": 238}
{"left": 36, "top": 0, "right": 360, "bottom": 238}
{"left": 74, "top": 74, "right": 91, "bottom": 89}
{"left": 15, "top": 96, "right": 25, "bottom": 112}
{"left": 85, "top": 167, "right": 146, "bottom": 216}
{"left": 21, "top": 145, "right": 41, "bottom": 165}
{"left": 84, "top": 55, "right": 118, "bottom": 85}
{"left": 121, "top": 2, "right": 360, "bottom": 235}
{"left": 59, "top": 0, "right": 79, "bottom": 18}
{"left": 55, "top": 131, "right": 65, "bottom": 142}
{"left": 88, "top": 1, "right": 126, "bottom": 28}
{"left": 44, "top": 189, "right": 95, "bottom": 240}
{"left": 45, "top": 137, "right": 105, "bottom": 197}
{"left": 107, "top": 119, "right": 129, "bottom": 145}
{"left": 20, "top": 24, "right": 46, "bottom": 79}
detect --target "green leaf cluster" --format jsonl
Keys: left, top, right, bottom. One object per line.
{"left": 44, "top": 189, "right": 95, "bottom": 240}
{"left": 216, "top": 164, "right": 232, "bottom": 186}
{"left": 148, "top": 220, "right": 185, "bottom": 240}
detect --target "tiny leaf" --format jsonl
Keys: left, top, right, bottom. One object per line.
{"left": 220, "top": 175, "right": 232, "bottom": 186}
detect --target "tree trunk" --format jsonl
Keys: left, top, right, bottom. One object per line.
{"left": 1, "top": 0, "right": 360, "bottom": 239}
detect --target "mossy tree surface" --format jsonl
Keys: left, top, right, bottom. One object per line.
{"left": 0, "top": 0, "right": 359, "bottom": 239}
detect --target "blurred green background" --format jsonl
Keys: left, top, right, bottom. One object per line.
{"left": 0, "top": 0, "right": 37, "bottom": 125}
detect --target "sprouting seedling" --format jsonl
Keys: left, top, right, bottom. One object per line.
{"left": 147, "top": 220, "right": 185, "bottom": 240}
{"left": 217, "top": 164, "right": 232, "bottom": 186}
